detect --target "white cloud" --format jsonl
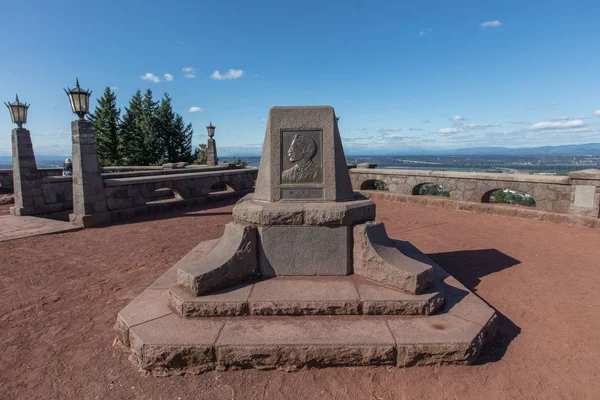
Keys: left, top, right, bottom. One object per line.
{"left": 438, "top": 128, "right": 461, "bottom": 135}
{"left": 182, "top": 67, "right": 196, "bottom": 79}
{"left": 480, "top": 20, "right": 502, "bottom": 28}
{"left": 260, "top": 119, "right": 267, "bottom": 123}
{"left": 508, "top": 120, "right": 530, "bottom": 125}
{"left": 451, "top": 115, "right": 464, "bottom": 121}
{"left": 417, "top": 29, "right": 431, "bottom": 37}
{"left": 408, "top": 128, "right": 424, "bottom": 131}
{"left": 210, "top": 69, "right": 245, "bottom": 80}
{"left": 38, "top": 130, "right": 70, "bottom": 139}
{"left": 594, "top": 109, "right": 600, "bottom": 116}
{"left": 109, "top": 86, "right": 119, "bottom": 90}
{"left": 573, "top": 116, "right": 591, "bottom": 119}
{"left": 164, "top": 73, "right": 174, "bottom": 81}
{"left": 378, "top": 127, "right": 402, "bottom": 133}
{"left": 530, "top": 120, "right": 586, "bottom": 130}
{"left": 188, "top": 106, "right": 204, "bottom": 113}
{"left": 547, "top": 116, "right": 571, "bottom": 121}
{"left": 460, "top": 123, "right": 501, "bottom": 130}
{"left": 141, "top": 73, "right": 160, "bottom": 83}
{"left": 550, "top": 101, "right": 558, "bottom": 105}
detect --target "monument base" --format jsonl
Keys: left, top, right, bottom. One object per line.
{"left": 115, "top": 238, "right": 497, "bottom": 375}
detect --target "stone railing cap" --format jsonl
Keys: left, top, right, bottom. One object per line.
{"left": 568, "top": 169, "right": 600, "bottom": 180}
{"left": 349, "top": 168, "right": 570, "bottom": 184}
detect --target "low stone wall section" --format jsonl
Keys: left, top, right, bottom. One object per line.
{"left": 101, "top": 164, "right": 235, "bottom": 179}
{"left": 350, "top": 169, "right": 573, "bottom": 213}
{"left": 41, "top": 176, "right": 74, "bottom": 212}
{"left": 103, "top": 168, "right": 258, "bottom": 212}
{"left": 0, "top": 168, "right": 62, "bottom": 190}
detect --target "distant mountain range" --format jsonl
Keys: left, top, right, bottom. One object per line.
{"left": 2, "top": 143, "right": 600, "bottom": 163}
{"left": 0, "top": 154, "right": 69, "bottom": 163}
{"left": 440, "top": 143, "right": 600, "bottom": 156}
{"left": 341, "top": 143, "right": 600, "bottom": 157}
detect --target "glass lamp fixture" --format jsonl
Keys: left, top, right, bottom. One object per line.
{"left": 206, "top": 122, "right": 216, "bottom": 138}
{"left": 4, "top": 94, "right": 30, "bottom": 128}
{"left": 64, "top": 78, "right": 92, "bottom": 119}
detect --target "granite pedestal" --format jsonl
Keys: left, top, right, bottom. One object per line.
{"left": 115, "top": 106, "right": 496, "bottom": 374}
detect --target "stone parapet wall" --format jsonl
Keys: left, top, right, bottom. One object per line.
{"left": 0, "top": 168, "right": 63, "bottom": 190}
{"left": 40, "top": 176, "right": 73, "bottom": 212}
{"left": 0, "top": 169, "right": 11, "bottom": 189}
{"left": 349, "top": 168, "right": 600, "bottom": 218}
{"left": 102, "top": 168, "right": 258, "bottom": 217}
{"left": 100, "top": 163, "right": 235, "bottom": 179}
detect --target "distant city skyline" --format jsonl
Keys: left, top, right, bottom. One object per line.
{"left": 1, "top": 0, "right": 600, "bottom": 156}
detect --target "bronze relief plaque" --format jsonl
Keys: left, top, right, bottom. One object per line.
{"left": 280, "top": 130, "right": 323, "bottom": 200}
{"left": 280, "top": 130, "right": 323, "bottom": 184}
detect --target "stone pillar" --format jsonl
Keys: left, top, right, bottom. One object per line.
{"left": 10, "top": 128, "right": 46, "bottom": 216}
{"left": 69, "top": 119, "right": 109, "bottom": 227}
{"left": 568, "top": 169, "right": 600, "bottom": 218}
{"left": 207, "top": 137, "right": 218, "bottom": 166}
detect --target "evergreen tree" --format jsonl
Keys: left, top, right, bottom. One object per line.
{"left": 87, "top": 87, "right": 121, "bottom": 166}
{"left": 140, "top": 89, "right": 161, "bottom": 165}
{"left": 119, "top": 89, "right": 195, "bottom": 166}
{"left": 156, "top": 93, "right": 178, "bottom": 162}
{"left": 195, "top": 143, "right": 207, "bottom": 164}
{"left": 119, "top": 90, "right": 145, "bottom": 165}
{"left": 172, "top": 114, "right": 194, "bottom": 162}
{"left": 155, "top": 93, "right": 194, "bottom": 163}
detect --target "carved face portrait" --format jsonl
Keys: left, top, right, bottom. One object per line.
{"left": 288, "top": 135, "right": 317, "bottom": 163}
{"left": 281, "top": 132, "right": 323, "bottom": 184}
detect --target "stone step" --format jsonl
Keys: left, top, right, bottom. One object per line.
{"left": 115, "top": 247, "right": 497, "bottom": 375}
{"left": 168, "top": 275, "right": 444, "bottom": 317}
{"left": 122, "top": 312, "right": 496, "bottom": 374}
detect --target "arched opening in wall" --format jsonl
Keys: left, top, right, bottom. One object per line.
{"left": 209, "top": 182, "right": 235, "bottom": 194}
{"left": 413, "top": 183, "right": 450, "bottom": 197}
{"left": 360, "top": 180, "right": 389, "bottom": 191}
{"left": 483, "top": 189, "right": 536, "bottom": 207}
{"left": 146, "top": 188, "right": 183, "bottom": 205}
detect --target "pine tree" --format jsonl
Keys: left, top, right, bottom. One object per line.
{"left": 119, "top": 89, "right": 194, "bottom": 166}
{"left": 172, "top": 114, "right": 194, "bottom": 162}
{"left": 156, "top": 93, "right": 178, "bottom": 162}
{"left": 119, "top": 90, "right": 145, "bottom": 165}
{"left": 87, "top": 87, "right": 121, "bottom": 166}
{"left": 140, "top": 89, "right": 161, "bottom": 165}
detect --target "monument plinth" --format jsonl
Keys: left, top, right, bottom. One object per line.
{"left": 115, "top": 106, "right": 497, "bottom": 375}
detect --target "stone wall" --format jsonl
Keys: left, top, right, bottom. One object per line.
{"left": 41, "top": 176, "right": 73, "bottom": 212}
{"left": 0, "top": 168, "right": 62, "bottom": 190}
{"left": 349, "top": 168, "right": 600, "bottom": 219}
{"left": 100, "top": 168, "right": 258, "bottom": 222}
{"left": 0, "top": 169, "right": 11, "bottom": 189}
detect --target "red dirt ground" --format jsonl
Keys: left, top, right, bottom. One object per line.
{"left": 1, "top": 198, "right": 599, "bottom": 399}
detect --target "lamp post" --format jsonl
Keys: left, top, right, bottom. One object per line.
{"left": 4, "top": 95, "right": 30, "bottom": 128}
{"left": 64, "top": 78, "right": 109, "bottom": 227}
{"left": 64, "top": 78, "right": 92, "bottom": 119}
{"left": 5, "top": 95, "right": 43, "bottom": 216}
{"left": 206, "top": 122, "right": 218, "bottom": 166}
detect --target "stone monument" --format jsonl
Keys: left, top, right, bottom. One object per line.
{"left": 115, "top": 106, "right": 497, "bottom": 375}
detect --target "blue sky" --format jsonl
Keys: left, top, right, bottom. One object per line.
{"left": 1, "top": 0, "right": 600, "bottom": 156}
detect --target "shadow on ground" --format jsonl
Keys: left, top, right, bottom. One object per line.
{"left": 428, "top": 249, "right": 522, "bottom": 364}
